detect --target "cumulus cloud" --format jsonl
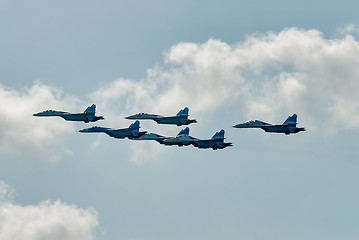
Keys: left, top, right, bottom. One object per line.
{"left": 0, "top": 82, "right": 80, "bottom": 161}
{"left": 0, "top": 180, "right": 99, "bottom": 240}
{"left": 5, "top": 27, "right": 359, "bottom": 162}
{"left": 91, "top": 27, "right": 359, "bottom": 132}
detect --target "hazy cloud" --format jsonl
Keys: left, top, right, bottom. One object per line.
{"left": 0, "top": 181, "right": 15, "bottom": 203}
{"left": 0, "top": 82, "right": 79, "bottom": 161}
{"left": 336, "top": 24, "right": 359, "bottom": 36}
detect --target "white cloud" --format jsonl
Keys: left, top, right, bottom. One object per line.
{"left": 0, "top": 180, "right": 99, "bottom": 240}
{"left": 88, "top": 27, "right": 359, "bottom": 162}
{"left": 0, "top": 82, "right": 80, "bottom": 161}
{"left": 91, "top": 27, "right": 359, "bottom": 132}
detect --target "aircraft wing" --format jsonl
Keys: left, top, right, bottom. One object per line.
{"left": 233, "top": 120, "right": 271, "bottom": 128}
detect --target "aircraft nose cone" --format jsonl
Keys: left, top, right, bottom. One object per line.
{"left": 33, "top": 112, "right": 45, "bottom": 116}
{"left": 125, "top": 115, "right": 136, "bottom": 119}
{"left": 79, "top": 129, "right": 88, "bottom": 133}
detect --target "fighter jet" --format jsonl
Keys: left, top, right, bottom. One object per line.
{"left": 156, "top": 127, "right": 196, "bottom": 146}
{"left": 192, "top": 129, "right": 232, "bottom": 150}
{"left": 130, "top": 133, "right": 165, "bottom": 141}
{"left": 79, "top": 120, "right": 146, "bottom": 139}
{"left": 125, "top": 107, "right": 197, "bottom": 126}
{"left": 233, "top": 114, "right": 305, "bottom": 135}
{"left": 33, "top": 104, "right": 104, "bottom": 123}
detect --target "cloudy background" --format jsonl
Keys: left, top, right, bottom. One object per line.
{"left": 1, "top": 1, "right": 359, "bottom": 239}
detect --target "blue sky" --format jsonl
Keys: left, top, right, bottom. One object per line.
{"left": 1, "top": 1, "right": 359, "bottom": 239}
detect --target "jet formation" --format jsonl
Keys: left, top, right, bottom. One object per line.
{"left": 78, "top": 121, "right": 232, "bottom": 150}
{"left": 33, "top": 104, "right": 306, "bottom": 151}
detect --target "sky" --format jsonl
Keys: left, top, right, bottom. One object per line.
{"left": 0, "top": 0, "right": 359, "bottom": 239}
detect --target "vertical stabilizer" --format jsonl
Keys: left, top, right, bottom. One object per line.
{"left": 129, "top": 120, "right": 140, "bottom": 129}
{"left": 84, "top": 104, "right": 96, "bottom": 114}
{"left": 212, "top": 129, "right": 225, "bottom": 140}
{"left": 129, "top": 120, "right": 140, "bottom": 135}
{"left": 283, "top": 114, "right": 297, "bottom": 125}
{"left": 177, "top": 127, "right": 189, "bottom": 136}
{"left": 176, "top": 107, "right": 189, "bottom": 116}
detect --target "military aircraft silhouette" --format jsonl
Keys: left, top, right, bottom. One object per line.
{"left": 33, "top": 104, "right": 104, "bottom": 123}
{"left": 130, "top": 133, "right": 165, "bottom": 141}
{"left": 79, "top": 120, "right": 146, "bottom": 139}
{"left": 156, "top": 127, "right": 196, "bottom": 146}
{"left": 192, "top": 129, "right": 232, "bottom": 150}
{"left": 233, "top": 114, "right": 305, "bottom": 135}
{"left": 125, "top": 107, "right": 197, "bottom": 126}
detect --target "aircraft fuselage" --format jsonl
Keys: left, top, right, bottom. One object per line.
{"left": 154, "top": 117, "right": 197, "bottom": 126}
{"left": 105, "top": 129, "right": 147, "bottom": 139}
{"left": 159, "top": 135, "right": 194, "bottom": 146}
{"left": 261, "top": 125, "right": 306, "bottom": 135}
{"left": 61, "top": 113, "right": 104, "bottom": 123}
{"left": 192, "top": 140, "right": 232, "bottom": 150}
